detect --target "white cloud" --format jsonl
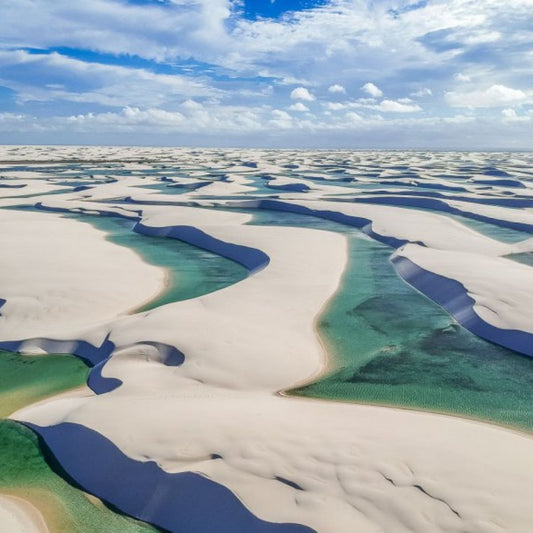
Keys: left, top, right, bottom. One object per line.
{"left": 454, "top": 73, "right": 471, "bottom": 82}
{"left": 68, "top": 106, "right": 186, "bottom": 128}
{"left": 345, "top": 111, "right": 362, "bottom": 121}
{"left": 270, "top": 109, "right": 294, "bottom": 129}
{"left": 463, "top": 30, "right": 501, "bottom": 45}
{"left": 356, "top": 98, "right": 377, "bottom": 105}
{"left": 445, "top": 84, "right": 528, "bottom": 107}
{"left": 181, "top": 99, "right": 204, "bottom": 111}
{"left": 272, "top": 109, "right": 292, "bottom": 120}
{"left": 502, "top": 108, "right": 518, "bottom": 119}
{"left": 1, "top": 107, "right": 533, "bottom": 151}
{"left": 0, "top": 49, "right": 218, "bottom": 108}
{"left": 328, "top": 84, "right": 346, "bottom": 94}
{"left": 290, "top": 87, "right": 315, "bottom": 101}
{"left": 375, "top": 100, "right": 422, "bottom": 113}
{"left": 288, "top": 102, "right": 309, "bottom": 112}
{"left": 0, "top": 112, "right": 27, "bottom": 122}
{"left": 323, "top": 102, "right": 348, "bottom": 111}
{"left": 411, "top": 88, "right": 432, "bottom": 98}
{"left": 324, "top": 98, "right": 421, "bottom": 113}
{"left": 361, "top": 83, "right": 383, "bottom": 98}
{"left": 1, "top": 0, "right": 533, "bottom": 147}
{"left": 442, "top": 115, "right": 476, "bottom": 124}
{"left": 0, "top": 0, "right": 232, "bottom": 63}
{"left": 501, "top": 108, "right": 530, "bottom": 123}
{"left": 62, "top": 103, "right": 268, "bottom": 134}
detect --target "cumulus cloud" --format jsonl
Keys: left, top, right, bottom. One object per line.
{"left": 502, "top": 108, "right": 518, "bottom": 119}
{"left": 442, "top": 115, "right": 476, "bottom": 124}
{"left": 0, "top": 112, "right": 27, "bottom": 123}
{"left": 290, "top": 87, "right": 315, "bottom": 101}
{"left": 0, "top": 0, "right": 532, "bottom": 146}
{"left": 454, "top": 73, "right": 471, "bottom": 82}
{"left": 67, "top": 106, "right": 186, "bottom": 128}
{"left": 181, "top": 99, "right": 204, "bottom": 111}
{"left": 501, "top": 108, "right": 530, "bottom": 122}
{"left": 361, "top": 83, "right": 383, "bottom": 98}
{"left": 62, "top": 103, "right": 268, "bottom": 134}
{"left": 1, "top": 106, "right": 532, "bottom": 151}
{"left": 375, "top": 99, "right": 422, "bottom": 113}
{"left": 288, "top": 102, "right": 309, "bottom": 112}
{"left": 345, "top": 111, "right": 362, "bottom": 121}
{"left": 445, "top": 84, "right": 528, "bottom": 107}
{"left": 328, "top": 84, "right": 346, "bottom": 94}
{"left": 323, "top": 98, "right": 421, "bottom": 113}
{"left": 270, "top": 109, "right": 295, "bottom": 129}
{"left": 323, "top": 102, "right": 349, "bottom": 111}
{"left": 357, "top": 98, "right": 377, "bottom": 105}
{"left": 411, "top": 88, "right": 432, "bottom": 98}
{"left": 0, "top": 49, "right": 218, "bottom": 108}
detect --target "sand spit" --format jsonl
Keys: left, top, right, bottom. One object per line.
{"left": 0, "top": 494, "right": 49, "bottom": 533}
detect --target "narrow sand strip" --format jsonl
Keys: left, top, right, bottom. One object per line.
{"left": 0, "top": 494, "right": 49, "bottom": 533}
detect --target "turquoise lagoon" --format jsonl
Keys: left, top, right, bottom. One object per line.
{"left": 4, "top": 201, "right": 533, "bottom": 436}
{"left": 72, "top": 214, "right": 249, "bottom": 311}
{"left": 246, "top": 209, "right": 533, "bottom": 433}
{"left": 0, "top": 206, "right": 248, "bottom": 533}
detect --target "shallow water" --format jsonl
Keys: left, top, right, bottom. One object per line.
{"left": 246, "top": 208, "right": 533, "bottom": 433}
{"left": 293, "top": 234, "right": 533, "bottom": 432}
{"left": 47, "top": 212, "right": 249, "bottom": 311}
{"left": 0, "top": 351, "right": 159, "bottom": 532}
{"left": 0, "top": 350, "right": 88, "bottom": 418}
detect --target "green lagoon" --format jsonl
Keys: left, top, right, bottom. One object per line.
{"left": 1, "top": 201, "right": 532, "bottom": 533}
{"left": 0, "top": 349, "right": 159, "bottom": 532}
{"left": 61, "top": 213, "right": 249, "bottom": 311}
{"left": 245, "top": 208, "right": 533, "bottom": 433}
{"left": 0, "top": 207, "right": 250, "bottom": 533}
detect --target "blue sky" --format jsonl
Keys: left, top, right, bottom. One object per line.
{"left": 0, "top": 0, "right": 532, "bottom": 148}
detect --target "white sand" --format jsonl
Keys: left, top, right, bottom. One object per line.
{"left": 11, "top": 203, "right": 533, "bottom": 532}
{"left": 3, "top": 146, "right": 533, "bottom": 532}
{"left": 0, "top": 495, "right": 49, "bottom": 533}
{"left": 0, "top": 209, "right": 164, "bottom": 343}
{"left": 395, "top": 243, "right": 533, "bottom": 333}
{"left": 251, "top": 199, "right": 533, "bottom": 335}
{"left": 262, "top": 199, "right": 520, "bottom": 255}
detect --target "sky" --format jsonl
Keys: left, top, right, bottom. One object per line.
{"left": 0, "top": 0, "right": 532, "bottom": 149}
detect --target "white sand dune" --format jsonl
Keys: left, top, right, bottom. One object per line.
{"left": 395, "top": 243, "right": 533, "bottom": 334}
{"left": 227, "top": 198, "right": 533, "bottom": 339}
{"left": 0, "top": 209, "right": 164, "bottom": 343}
{"left": 2, "top": 146, "right": 533, "bottom": 532}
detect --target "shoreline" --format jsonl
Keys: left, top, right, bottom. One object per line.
{"left": 281, "top": 385, "right": 533, "bottom": 440}
{"left": 129, "top": 266, "right": 171, "bottom": 315}
{"left": 4, "top": 149, "right": 533, "bottom": 532}
{"left": 0, "top": 492, "right": 50, "bottom": 533}
{"left": 278, "top": 236, "right": 350, "bottom": 393}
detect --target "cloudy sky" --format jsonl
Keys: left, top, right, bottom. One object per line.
{"left": 0, "top": 0, "right": 532, "bottom": 148}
